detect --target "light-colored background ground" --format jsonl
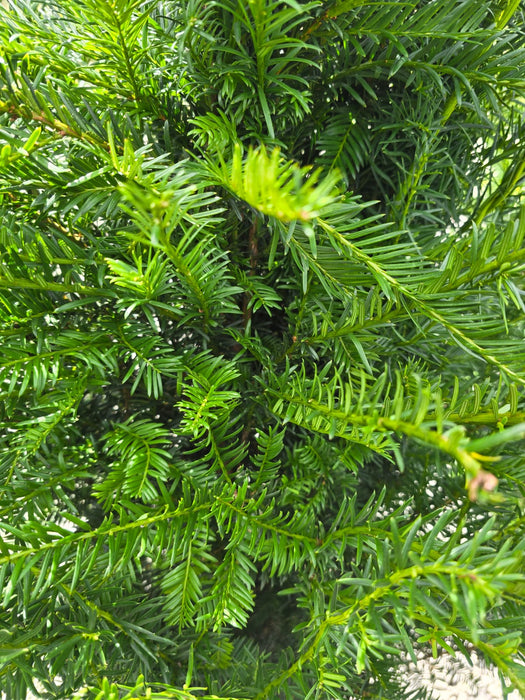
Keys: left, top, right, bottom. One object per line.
{"left": 7, "top": 653, "right": 524, "bottom": 699}
{"left": 405, "top": 651, "right": 524, "bottom": 699}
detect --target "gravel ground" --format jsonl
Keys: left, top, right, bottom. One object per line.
{"left": 405, "top": 651, "right": 524, "bottom": 699}
{"left": 7, "top": 655, "right": 524, "bottom": 700}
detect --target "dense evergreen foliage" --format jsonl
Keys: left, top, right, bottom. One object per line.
{"left": 1, "top": 0, "right": 525, "bottom": 698}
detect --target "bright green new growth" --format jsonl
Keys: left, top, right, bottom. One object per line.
{"left": 216, "top": 144, "right": 341, "bottom": 221}
{"left": 1, "top": 0, "right": 525, "bottom": 699}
